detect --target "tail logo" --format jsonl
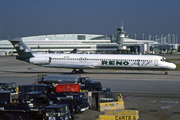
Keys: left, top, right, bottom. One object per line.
{"left": 14, "top": 43, "right": 30, "bottom": 53}
{"left": 14, "top": 43, "right": 19, "bottom": 47}
{"left": 25, "top": 49, "right": 30, "bottom": 53}
{"left": 19, "top": 46, "right": 24, "bottom": 50}
{"left": 9, "top": 39, "right": 34, "bottom": 60}
{"left": 18, "top": 45, "right": 31, "bottom": 53}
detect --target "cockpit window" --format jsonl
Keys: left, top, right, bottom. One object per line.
{"left": 161, "top": 57, "right": 170, "bottom": 62}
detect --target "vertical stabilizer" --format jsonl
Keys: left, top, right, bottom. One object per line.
{"left": 9, "top": 38, "right": 34, "bottom": 60}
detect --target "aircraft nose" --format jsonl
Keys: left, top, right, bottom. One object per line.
{"left": 171, "top": 63, "right": 176, "bottom": 70}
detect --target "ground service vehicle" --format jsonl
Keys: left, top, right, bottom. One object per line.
{"left": 18, "top": 84, "right": 49, "bottom": 101}
{"left": 24, "top": 91, "right": 75, "bottom": 119}
{"left": 0, "top": 75, "right": 121, "bottom": 119}
{"left": 18, "top": 83, "right": 87, "bottom": 116}
{"left": 36, "top": 74, "right": 110, "bottom": 91}
{"left": 0, "top": 89, "right": 72, "bottom": 120}
{"left": 44, "top": 104, "right": 71, "bottom": 120}
{"left": 51, "top": 97, "right": 75, "bottom": 119}
{"left": 0, "top": 82, "right": 16, "bottom": 94}
{"left": 36, "top": 74, "right": 120, "bottom": 110}
{"left": 0, "top": 103, "right": 71, "bottom": 120}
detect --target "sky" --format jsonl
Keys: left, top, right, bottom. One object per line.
{"left": 0, "top": 0, "right": 180, "bottom": 41}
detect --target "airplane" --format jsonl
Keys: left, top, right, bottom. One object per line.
{"left": 7, "top": 38, "right": 176, "bottom": 75}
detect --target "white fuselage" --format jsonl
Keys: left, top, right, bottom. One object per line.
{"left": 30, "top": 53, "right": 176, "bottom": 71}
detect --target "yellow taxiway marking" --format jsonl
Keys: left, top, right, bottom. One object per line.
{"left": 108, "top": 70, "right": 117, "bottom": 73}
{"left": 159, "top": 71, "right": 165, "bottom": 73}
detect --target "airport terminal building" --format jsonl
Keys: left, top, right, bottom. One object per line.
{"left": 0, "top": 34, "right": 120, "bottom": 55}
{"left": 0, "top": 27, "right": 179, "bottom": 55}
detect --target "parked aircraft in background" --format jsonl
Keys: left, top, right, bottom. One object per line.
{"left": 7, "top": 38, "right": 176, "bottom": 74}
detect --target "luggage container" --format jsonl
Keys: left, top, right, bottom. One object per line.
{"left": 87, "top": 91, "right": 121, "bottom": 109}
{"left": 99, "top": 92, "right": 120, "bottom": 103}
{"left": 99, "top": 101, "right": 124, "bottom": 112}
{"left": 0, "top": 91, "right": 11, "bottom": 104}
{"left": 18, "top": 84, "right": 49, "bottom": 100}
{"left": 98, "top": 93, "right": 124, "bottom": 111}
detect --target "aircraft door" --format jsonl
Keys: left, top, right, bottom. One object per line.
{"left": 137, "top": 59, "right": 140, "bottom": 66}
{"left": 49, "top": 57, "right": 52, "bottom": 63}
{"left": 154, "top": 59, "right": 158, "bottom": 66}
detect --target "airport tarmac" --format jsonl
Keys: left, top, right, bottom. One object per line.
{"left": 0, "top": 56, "right": 180, "bottom": 120}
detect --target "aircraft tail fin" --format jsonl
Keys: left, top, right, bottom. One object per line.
{"left": 9, "top": 38, "right": 34, "bottom": 60}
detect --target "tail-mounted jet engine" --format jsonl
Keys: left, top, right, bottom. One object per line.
{"left": 29, "top": 57, "right": 51, "bottom": 64}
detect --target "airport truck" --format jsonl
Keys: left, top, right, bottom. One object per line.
{"left": 0, "top": 103, "right": 71, "bottom": 120}
{"left": 0, "top": 82, "right": 17, "bottom": 94}
{"left": 24, "top": 91, "right": 75, "bottom": 119}
{"left": 36, "top": 74, "right": 110, "bottom": 91}
{"left": 0, "top": 91, "right": 72, "bottom": 120}
{"left": 48, "top": 92, "right": 89, "bottom": 113}
{"left": 18, "top": 84, "right": 88, "bottom": 115}
{"left": 35, "top": 74, "right": 121, "bottom": 109}
{"left": 44, "top": 104, "right": 72, "bottom": 120}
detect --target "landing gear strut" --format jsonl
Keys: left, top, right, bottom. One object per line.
{"left": 71, "top": 69, "right": 84, "bottom": 74}
{"left": 72, "top": 69, "right": 77, "bottom": 74}
{"left": 79, "top": 69, "right": 84, "bottom": 73}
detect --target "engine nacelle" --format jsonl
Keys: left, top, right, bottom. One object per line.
{"left": 29, "top": 57, "right": 50, "bottom": 64}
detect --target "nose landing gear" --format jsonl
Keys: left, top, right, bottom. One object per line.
{"left": 71, "top": 69, "right": 84, "bottom": 74}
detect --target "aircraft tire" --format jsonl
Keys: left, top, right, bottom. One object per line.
{"left": 164, "top": 71, "right": 168, "bottom": 75}
{"left": 79, "top": 69, "right": 84, "bottom": 73}
{"left": 72, "top": 69, "right": 77, "bottom": 74}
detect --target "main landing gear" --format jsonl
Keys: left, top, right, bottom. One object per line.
{"left": 164, "top": 71, "right": 168, "bottom": 75}
{"left": 71, "top": 69, "right": 84, "bottom": 74}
